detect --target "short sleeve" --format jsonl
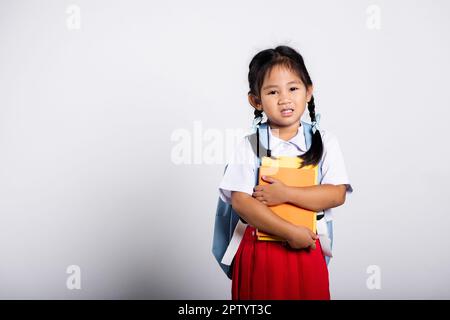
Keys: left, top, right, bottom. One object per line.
{"left": 218, "top": 136, "right": 257, "bottom": 204}
{"left": 320, "top": 130, "right": 353, "bottom": 194}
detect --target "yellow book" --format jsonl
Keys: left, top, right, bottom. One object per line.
{"left": 256, "top": 156, "right": 319, "bottom": 241}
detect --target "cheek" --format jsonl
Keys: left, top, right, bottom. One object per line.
{"left": 295, "top": 95, "right": 308, "bottom": 106}
{"left": 260, "top": 97, "right": 278, "bottom": 110}
{"left": 261, "top": 95, "right": 275, "bottom": 103}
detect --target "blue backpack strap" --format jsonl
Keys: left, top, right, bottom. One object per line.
{"left": 248, "top": 122, "right": 270, "bottom": 169}
{"left": 302, "top": 120, "right": 313, "bottom": 149}
{"left": 212, "top": 194, "right": 240, "bottom": 279}
{"left": 303, "top": 121, "right": 333, "bottom": 265}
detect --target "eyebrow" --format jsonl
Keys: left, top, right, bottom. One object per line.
{"left": 262, "top": 80, "right": 302, "bottom": 91}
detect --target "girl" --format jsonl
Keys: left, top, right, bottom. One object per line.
{"left": 218, "top": 45, "right": 353, "bottom": 300}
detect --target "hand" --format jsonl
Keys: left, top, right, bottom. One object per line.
{"left": 252, "top": 176, "right": 289, "bottom": 206}
{"left": 285, "top": 225, "right": 318, "bottom": 250}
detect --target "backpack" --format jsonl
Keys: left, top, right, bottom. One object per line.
{"left": 212, "top": 120, "right": 333, "bottom": 279}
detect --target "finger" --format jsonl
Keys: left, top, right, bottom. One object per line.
{"left": 261, "top": 175, "right": 276, "bottom": 184}
{"left": 253, "top": 185, "right": 263, "bottom": 192}
{"left": 252, "top": 191, "right": 262, "bottom": 197}
{"left": 310, "top": 242, "right": 316, "bottom": 250}
{"left": 310, "top": 231, "right": 319, "bottom": 240}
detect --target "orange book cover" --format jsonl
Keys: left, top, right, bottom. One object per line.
{"left": 256, "top": 156, "right": 318, "bottom": 241}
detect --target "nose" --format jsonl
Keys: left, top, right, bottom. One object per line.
{"left": 278, "top": 96, "right": 291, "bottom": 105}
{"left": 278, "top": 90, "right": 291, "bottom": 104}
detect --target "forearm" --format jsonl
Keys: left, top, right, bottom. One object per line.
{"left": 231, "top": 191, "right": 295, "bottom": 241}
{"left": 285, "top": 184, "right": 346, "bottom": 212}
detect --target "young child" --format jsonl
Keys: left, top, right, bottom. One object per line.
{"left": 218, "top": 45, "right": 353, "bottom": 300}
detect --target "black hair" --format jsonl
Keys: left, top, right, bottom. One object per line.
{"left": 248, "top": 45, "right": 323, "bottom": 168}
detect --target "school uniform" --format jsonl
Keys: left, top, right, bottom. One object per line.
{"left": 218, "top": 123, "right": 353, "bottom": 300}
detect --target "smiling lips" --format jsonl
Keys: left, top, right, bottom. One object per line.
{"left": 281, "top": 107, "right": 294, "bottom": 117}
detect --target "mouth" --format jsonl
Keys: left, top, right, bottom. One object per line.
{"left": 280, "top": 107, "right": 294, "bottom": 117}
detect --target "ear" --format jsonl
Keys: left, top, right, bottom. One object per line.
{"left": 306, "top": 84, "right": 314, "bottom": 103}
{"left": 248, "top": 93, "right": 263, "bottom": 111}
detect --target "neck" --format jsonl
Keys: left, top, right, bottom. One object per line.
{"left": 268, "top": 120, "right": 300, "bottom": 141}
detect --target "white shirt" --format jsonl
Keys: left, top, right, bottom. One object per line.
{"left": 218, "top": 124, "right": 353, "bottom": 222}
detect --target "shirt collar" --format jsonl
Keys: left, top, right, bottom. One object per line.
{"left": 267, "top": 124, "right": 307, "bottom": 152}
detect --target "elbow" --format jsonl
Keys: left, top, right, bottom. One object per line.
{"left": 231, "top": 191, "right": 248, "bottom": 213}
{"left": 336, "top": 195, "right": 345, "bottom": 207}
{"left": 231, "top": 191, "right": 240, "bottom": 210}
{"left": 330, "top": 197, "right": 345, "bottom": 210}
{"left": 231, "top": 191, "right": 254, "bottom": 224}
{"left": 334, "top": 185, "right": 347, "bottom": 207}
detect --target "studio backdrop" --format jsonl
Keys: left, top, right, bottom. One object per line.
{"left": 0, "top": 0, "right": 449, "bottom": 299}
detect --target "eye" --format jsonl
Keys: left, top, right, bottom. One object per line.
{"left": 290, "top": 87, "right": 299, "bottom": 91}
{"left": 268, "top": 90, "right": 277, "bottom": 95}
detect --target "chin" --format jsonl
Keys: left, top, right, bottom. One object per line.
{"left": 271, "top": 117, "right": 301, "bottom": 127}
{"left": 284, "top": 114, "right": 302, "bottom": 123}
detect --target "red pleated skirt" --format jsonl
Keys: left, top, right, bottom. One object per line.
{"left": 231, "top": 225, "right": 330, "bottom": 300}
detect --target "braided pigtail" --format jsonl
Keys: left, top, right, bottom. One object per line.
{"left": 298, "top": 95, "right": 324, "bottom": 168}
{"left": 251, "top": 108, "right": 264, "bottom": 132}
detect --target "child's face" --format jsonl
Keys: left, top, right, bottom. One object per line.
{"left": 252, "top": 65, "right": 313, "bottom": 130}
